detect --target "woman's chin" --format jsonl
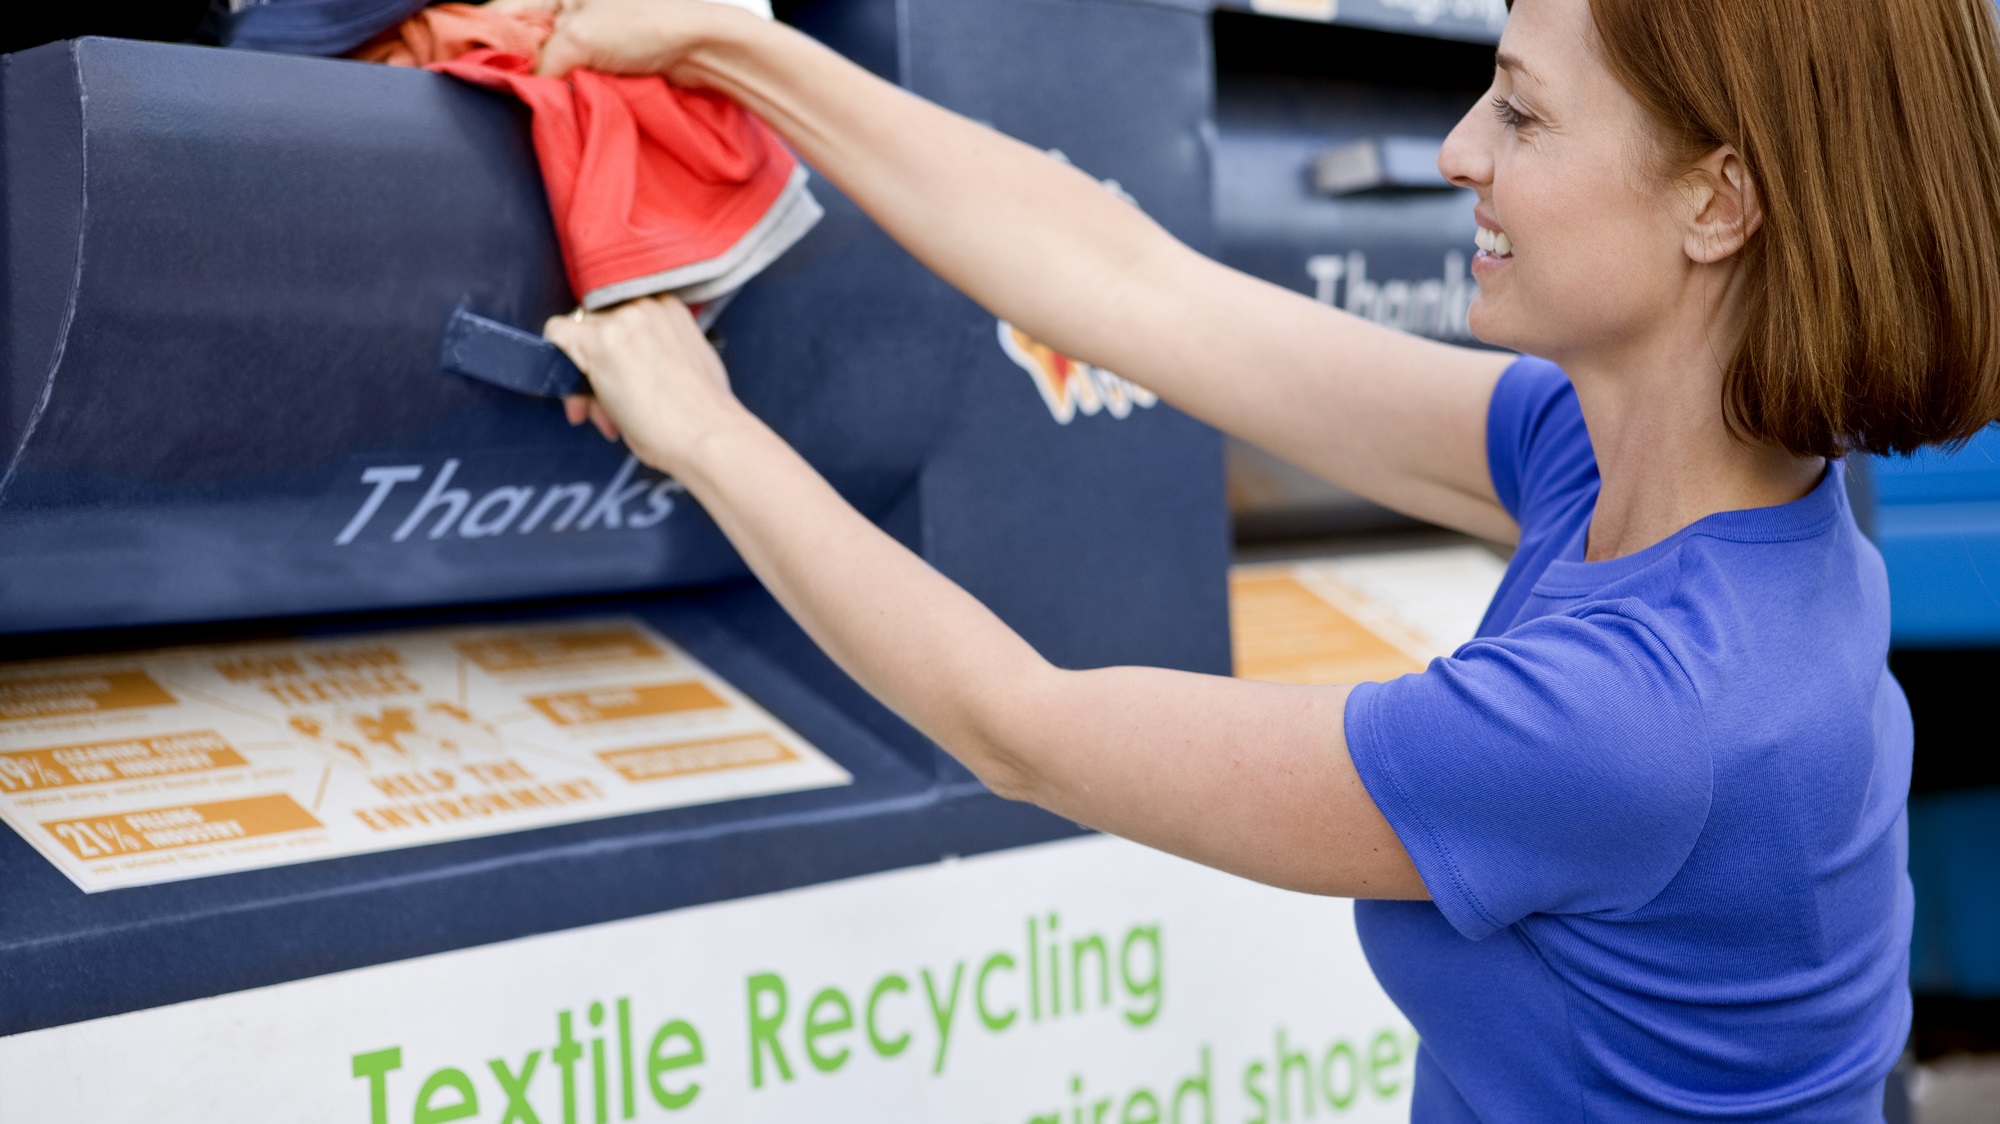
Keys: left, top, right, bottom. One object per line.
{"left": 1465, "top": 295, "right": 1563, "bottom": 358}
{"left": 1465, "top": 300, "right": 1519, "bottom": 353}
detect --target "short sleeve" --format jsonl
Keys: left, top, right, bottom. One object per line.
{"left": 1487, "top": 357, "right": 1597, "bottom": 526}
{"left": 1345, "top": 605, "right": 1715, "bottom": 941}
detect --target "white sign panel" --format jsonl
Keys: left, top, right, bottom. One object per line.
{"left": 0, "top": 835, "right": 1417, "bottom": 1124}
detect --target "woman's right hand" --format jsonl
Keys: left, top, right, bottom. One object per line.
{"left": 535, "top": 0, "right": 759, "bottom": 83}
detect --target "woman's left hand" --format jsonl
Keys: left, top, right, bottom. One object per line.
{"left": 542, "top": 296, "right": 748, "bottom": 475}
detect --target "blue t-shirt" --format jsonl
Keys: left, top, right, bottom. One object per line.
{"left": 1346, "top": 358, "right": 1914, "bottom": 1121}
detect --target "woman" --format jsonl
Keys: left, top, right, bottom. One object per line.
{"left": 536, "top": 0, "right": 2000, "bottom": 1116}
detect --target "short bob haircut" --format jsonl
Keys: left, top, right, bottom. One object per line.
{"left": 1576, "top": 0, "right": 2000, "bottom": 457}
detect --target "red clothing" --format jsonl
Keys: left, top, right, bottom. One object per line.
{"left": 357, "top": 4, "right": 813, "bottom": 311}
{"left": 433, "top": 48, "right": 800, "bottom": 307}
{"left": 349, "top": 3, "right": 551, "bottom": 66}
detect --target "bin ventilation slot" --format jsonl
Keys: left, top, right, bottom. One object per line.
{"left": 1311, "top": 136, "right": 1451, "bottom": 197}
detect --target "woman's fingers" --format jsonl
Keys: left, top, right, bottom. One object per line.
{"left": 534, "top": 0, "right": 598, "bottom": 77}
{"left": 536, "top": 9, "right": 616, "bottom": 80}
{"left": 542, "top": 295, "right": 742, "bottom": 471}
{"left": 536, "top": 0, "right": 712, "bottom": 78}
{"left": 548, "top": 314, "right": 612, "bottom": 439}
{"left": 549, "top": 318, "right": 610, "bottom": 436}
{"left": 543, "top": 312, "right": 585, "bottom": 359}
{"left": 589, "top": 400, "right": 622, "bottom": 442}
{"left": 558, "top": 391, "right": 619, "bottom": 442}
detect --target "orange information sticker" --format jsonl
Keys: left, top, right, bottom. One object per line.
{"left": 1231, "top": 572, "right": 1423, "bottom": 685}
{"left": 1229, "top": 549, "right": 1511, "bottom": 688}
{"left": 0, "top": 616, "right": 850, "bottom": 892}
{"left": 528, "top": 681, "right": 728, "bottom": 726}
{"left": 0, "top": 670, "right": 176, "bottom": 722}
{"left": 456, "top": 627, "right": 668, "bottom": 674}
{"left": 42, "top": 794, "right": 322, "bottom": 861}
{"left": 598, "top": 733, "right": 798, "bottom": 784}
{"left": 0, "top": 731, "right": 246, "bottom": 793}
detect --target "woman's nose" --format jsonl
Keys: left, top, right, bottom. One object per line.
{"left": 1439, "top": 94, "right": 1495, "bottom": 192}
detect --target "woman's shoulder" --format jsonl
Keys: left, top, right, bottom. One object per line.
{"left": 1350, "top": 602, "right": 1715, "bottom": 939}
{"left": 1593, "top": 471, "right": 1889, "bottom": 683}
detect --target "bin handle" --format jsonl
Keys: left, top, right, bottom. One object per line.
{"left": 1311, "top": 136, "right": 1454, "bottom": 198}
{"left": 440, "top": 305, "right": 585, "bottom": 399}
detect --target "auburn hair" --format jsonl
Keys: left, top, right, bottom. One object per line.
{"left": 1580, "top": 0, "right": 2000, "bottom": 456}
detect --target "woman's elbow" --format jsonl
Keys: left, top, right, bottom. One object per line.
{"left": 938, "top": 664, "right": 1068, "bottom": 805}
{"left": 940, "top": 723, "right": 1044, "bottom": 804}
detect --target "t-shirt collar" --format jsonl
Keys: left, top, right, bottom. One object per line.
{"left": 1534, "top": 461, "right": 1845, "bottom": 597}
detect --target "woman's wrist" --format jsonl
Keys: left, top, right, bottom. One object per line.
{"left": 675, "top": 4, "right": 787, "bottom": 91}
{"left": 645, "top": 402, "right": 770, "bottom": 491}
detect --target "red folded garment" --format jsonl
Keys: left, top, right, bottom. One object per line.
{"left": 350, "top": 2, "right": 551, "bottom": 66}
{"left": 356, "top": 4, "right": 807, "bottom": 311}
{"left": 433, "top": 48, "right": 800, "bottom": 307}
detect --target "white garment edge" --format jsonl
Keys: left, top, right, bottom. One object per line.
{"left": 581, "top": 165, "right": 820, "bottom": 310}
{"left": 581, "top": 167, "right": 820, "bottom": 309}
{"left": 671, "top": 180, "right": 825, "bottom": 305}
{"left": 670, "top": 172, "right": 823, "bottom": 304}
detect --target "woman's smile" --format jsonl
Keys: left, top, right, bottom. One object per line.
{"left": 1471, "top": 216, "right": 1513, "bottom": 280}
{"left": 1473, "top": 224, "right": 1513, "bottom": 259}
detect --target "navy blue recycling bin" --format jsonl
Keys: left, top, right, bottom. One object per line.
{"left": 0, "top": 0, "right": 1230, "bottom": 1039}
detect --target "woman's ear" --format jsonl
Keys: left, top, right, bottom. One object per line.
{"left": 1683, "top": 146, "right": 1764, "bottom": 264}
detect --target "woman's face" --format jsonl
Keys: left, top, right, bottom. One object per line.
{"left": 1439, "top": 0, "right": 1693, "bottom": 362}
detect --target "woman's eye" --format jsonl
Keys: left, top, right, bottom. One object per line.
{"left": 1491, "top": 96, "right": 1529, "bottom": 129}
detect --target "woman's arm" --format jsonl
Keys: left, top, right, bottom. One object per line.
{"left": 539, "top": 0, "right": 1519, "bottom": 542}
{"left": 546, "top": 297, "right": 1429, "bottom": 900}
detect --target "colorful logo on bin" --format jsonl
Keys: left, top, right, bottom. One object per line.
{"left": 998, "top": 150, "right": 1163, "bottom": 426}
{"left": 999, "top": 322, "right": 1159, "bottom": 426}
